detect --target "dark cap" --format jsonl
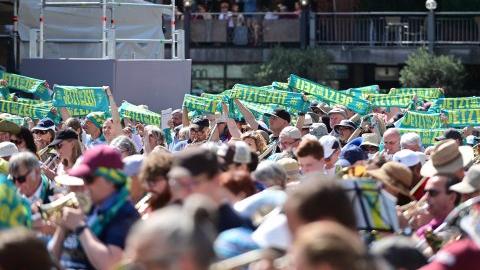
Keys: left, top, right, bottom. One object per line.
{"left": 338, "top": 145, "right": 367, "bottom": 167}
{"left": 48, "top": 128, "right": 79, "bottom": 147}
{"left": 32, "top": 118, "right": 55, "bottom": 132}
{"left": 265, "top": 108, "right": 291, "bottom": 123}
{"left": 333, "top": 120, "right": 357, "bottom": 133}
{"left": 68, "top": 145, "right": 123, "bottom": 178}
{"left": 192, "top": 117, "right": 210, "bottom": 129}
{"left": 173, "top": 147, "right": 219, "bottom": 178}
{"left": 435, "top": 128, "right": 463, "bottom": 143}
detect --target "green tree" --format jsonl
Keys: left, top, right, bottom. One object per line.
{"left": 245, "top": 47, "right": 333, "bottom": 86}
{"left": 399, "top": 47, "right": 466, "bottom": 96}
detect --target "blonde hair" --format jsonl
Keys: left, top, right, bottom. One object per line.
{"left": 241, "top": 131, "right": 267, "bottom": 154}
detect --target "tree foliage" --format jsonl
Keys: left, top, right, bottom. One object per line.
{"left": 399, "top": 47, "right": 466, "bottom": 96}
{"left": 245, "top": 47, "right": 333, "bottom": 86}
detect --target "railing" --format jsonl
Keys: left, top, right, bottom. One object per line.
{"left": 184, "top": 12, "right": 301, "bottom": 46}
{"left": 313, "top": 12, "right": 480, "bottom": 46}
{"left": 181, "top": 11, "right": 480, "bottom": 47}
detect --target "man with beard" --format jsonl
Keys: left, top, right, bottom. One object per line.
{"left": 137, "top": 151, "right": 173, "bottom": 217}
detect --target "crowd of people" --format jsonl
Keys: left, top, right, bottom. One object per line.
{"left": 0, "top": 78, "right": 480, "bottom": 270}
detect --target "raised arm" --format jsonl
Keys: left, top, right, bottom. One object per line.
{"left": 222, "top": 102, "right": 241, "bottom": 139}
{"left": 234, "top": 99, "right": 259, "bottom": 130}
{"left": 182, "top": 106, "right": 190, "bottom": 127}
{"left": 105, "top": 86, "right": 122, "bottom": 138}
{"left": 295, "top": 113, "right": 305, "bottom": 130}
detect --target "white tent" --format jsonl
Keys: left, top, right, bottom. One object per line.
{"left": 18, "top": 0, "right": 169, "bottom": 59}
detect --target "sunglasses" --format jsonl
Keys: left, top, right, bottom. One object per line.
{"left": 11, "top": 169, "right": 32, "bottom": 184}
{"left": 33, "top": 130, "right": 48, "bottom": 135}
{"left": 425, "top": 189, "right": 441, "bottom": 197}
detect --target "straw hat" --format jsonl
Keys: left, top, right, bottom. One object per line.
{"left": 368, "top": 161, "right": 413, "bottom": 197}
{"left": 420, "top": 139, "right": 473, "bottom": 177}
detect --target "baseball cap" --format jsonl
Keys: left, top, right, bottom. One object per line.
{"left": 220, "top": 141, "right": 254, "bottom": 165}
{"left": 279, "top": 126, "right": 301, "bottom": 140}
{"left": 0, "top": 142, "right": 18, "bottom": 158}
{"left": 450, "top": 164, "right": 480, "bottom": 194}
{"left": 466, "top": 135, "right": 479, "bottom": 146}
{"left": 302, "top": 114, "right": 313, "bottom": 129}
{"left": 48, "top": 128, "right": 78, "bottom": 147}
{"left": 32, "top": 118, "right": 55, "bottom": 132}
{"left": 265, "top": 108, "right": 291, "bottom": 123}
{"left": 435, "top": 128, "right": 463, "bottom": 142}
{"left": 309, "top": 123, "right": 328, "bottom": 139}
{"left": 338, "top": 145, "right": 367, "bottom": 167}
{"left": 173, "top": 147, "right": 219, "bottom": 177}
{"left": 68, "top": 145, "right": 124, "bottom": 178}
{"left": 393, "top": 149, "right": 421, "bottom": 167}
{"left": 192, "top": 117, "right": 210, "bottom": 129}
{"left": 319, "top": 135, "right": 340, "bottom": 159}
{"left": 123, "top": 154, "right": 144, "bottom": 177}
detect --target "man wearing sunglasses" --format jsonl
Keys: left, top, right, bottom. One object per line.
{"left": 415, "top": 175, "right": 461, "bottom": 240}
{"left": 8, "top": 152, "right": 54, "bottom": 205}
{"left": 50, "top": 145, "right": 139, "bottom": 270}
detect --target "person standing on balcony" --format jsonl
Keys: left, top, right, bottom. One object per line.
{"left": 219, "top": 1, "right": 235, "bottom": 42}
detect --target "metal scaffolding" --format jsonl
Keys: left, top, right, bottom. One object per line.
{"left": 32, "top": 0, "right": 180, "bottom": 59}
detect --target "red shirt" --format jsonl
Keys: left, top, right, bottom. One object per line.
{"left": 420, "top": 238, "right": 480, "bottom": 270}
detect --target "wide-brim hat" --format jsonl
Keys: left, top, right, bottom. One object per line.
{"left": 420, "top": 139, "right": 473, "bottom": 177}
{"left": 368, "top": 161, "right": 413, "bottom": 197}
{"left": 450, "top": 164, "right": 480, "bottom": 194}
{"left": 54, "top": 174, "right": 85, "bottom": 186}
{"left": 360, "top": 133, "right": 380, "bottom": 148}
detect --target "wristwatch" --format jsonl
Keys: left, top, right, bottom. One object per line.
{"left": 74, "top": 224, "right": 88, "bottom": 236}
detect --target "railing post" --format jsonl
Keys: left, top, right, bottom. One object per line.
{"left": 184, "top": 4, "right": 191, "bottom": 59}
{"left": 309, "top": 12, "right": 316, "bottom": 47}
{"left": 300, "top": 5, "right": 308, "bottom": 49}
{"left": 175, "top": 29, "right": 185, "bottom": 60}
{"left": 29, "top": 29, "right": 39, "bottom": 58}
{"left": 106, "top": 28, "right": 116, "bottom": 59}
{"left": 427, "top": 10, "right": 435, "bottom": 53}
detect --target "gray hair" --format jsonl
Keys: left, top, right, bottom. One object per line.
{"left": 125, "top": 195, "right": 217, "bottom": 270}
{"left": 400, "top": 132, "right": 423, "bottom": 149}
{"left": 9, "top": 152, "right": 40, "bottom": 175}
{"left": 178, "top": 127, "right": 190, "bottom": 141}
{"left": 110, "top": 135, "right": 137, "bottom": 156}
{"left": 144, "top": 125, "right": 165, "bottom": 146}
{"left": 252, "top": 160, "right": 287, "bottom": 188}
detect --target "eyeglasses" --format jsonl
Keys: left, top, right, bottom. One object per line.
{"left": 33, "top": 130, "right": 48, "bottom": 135}
{"left": 425, "top": 189, "right": 441, "bottom": 197}
{"left": 11, "top": 169, "right": 32, "bottom": 184}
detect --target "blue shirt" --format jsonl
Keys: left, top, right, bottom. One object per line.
{"left": 60, "top": 191, "right": 140, "bottom": 269}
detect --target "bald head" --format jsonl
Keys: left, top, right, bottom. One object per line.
{"left": 383, "top": 128, "right": 401, "bottom": 155}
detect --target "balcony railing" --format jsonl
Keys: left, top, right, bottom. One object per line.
{"left": 177, "top": 11, "right": 480, "bottom": 47}
{"left": 314, "top": 12, "right": 480, "bottom": 46}
{"left": 175, "top": 12, "right": 301, "bottom": 46}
